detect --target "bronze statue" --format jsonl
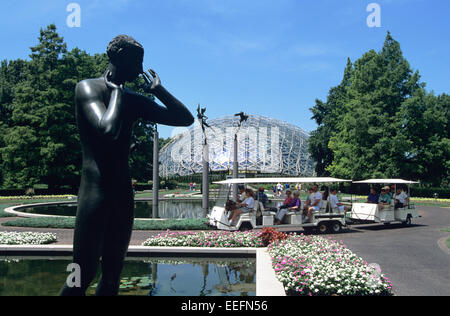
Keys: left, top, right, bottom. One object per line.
{"left": 60, "top": 35, "right": 194, "bottom": 296}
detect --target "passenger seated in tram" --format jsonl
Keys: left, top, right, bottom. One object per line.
{"left": 274, "top": 191, "right": 301, "bottom": 225}
{"left": 330, "top": 189, "right": 346, "bottom": 212}
{"left": 229, "top": 189, "right": 255, "bottom": 225}
{"left": 237, "top": 185, "right": 246, "bottom": 203}
{"left": 394, "top": 187, "right": 409, "bottom": 209}
{"left": 305, "top": 185, "right": 323, "bottom": 223}
{"left": 322, "top": 186, "right": 330, "bottom": 202}
{"left": 255, "top": 187, "right": 268, "bottom": 208}
{"left": 302, "top": 187, "right": 315, "bottom": 213}
{"left": 274, "top": 190, "right": 293, "bottom": 221}
{"left": 225, "top": 200, "right": 237, "bottom": 217}
{"left": 378, "top": 186, "right": 392, "bottom": 211}
{"left": 367, "top": 187, "right": 380, "bottom": 204}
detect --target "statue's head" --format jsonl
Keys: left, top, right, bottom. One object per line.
{"left": 107, "top": 35, "right": 144, "bottom": 83}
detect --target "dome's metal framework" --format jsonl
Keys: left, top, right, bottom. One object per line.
{"left": 159, "top": 115, "right": 314, "bottom": 177}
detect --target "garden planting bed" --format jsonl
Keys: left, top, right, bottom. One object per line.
{"left": 268, "top": 235, "right": 393, "bottom": 296}
{"left": 143, "top": 229, "right": 394, "bottom": 296}
{"left": 0, "top": 232, "right": 57, "bottom": 245}
{"left": 143, "top": 231, "right": 265, "bottom": 248}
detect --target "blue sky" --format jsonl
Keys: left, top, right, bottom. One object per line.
{"left": 1, "top": 0, "right": 449, "bottom": 138}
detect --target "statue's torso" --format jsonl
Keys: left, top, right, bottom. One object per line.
{"left": 75, "top": 78, "right": 137, "bottom": 186}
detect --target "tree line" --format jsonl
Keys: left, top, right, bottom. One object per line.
{"left": 1, "top": 27, "right": 448, "bottom": 190}
{"left": 0, "top": 25, "right": 168, "bottom": 190}
{"left": 309, "top": 32, "right": 449, "bottom": 187}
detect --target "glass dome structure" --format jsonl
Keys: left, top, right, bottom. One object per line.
{"left": 159, "top": 115, "right": 314, "bottom": 177}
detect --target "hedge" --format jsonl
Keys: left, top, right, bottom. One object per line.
{"left": 410, "top": 187, "right": 450, "bottom": 199}
{"left": 2, "top": 217, "right": 211, "bottom": 231}
{"left": 0, "top": 187, "right": 78, "bottom": 197}
{"left": 341, "top": 184, "right": 450, "bottom": 199}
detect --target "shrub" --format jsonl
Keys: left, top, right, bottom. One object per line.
{"left": 259, "top": 227, "right": 289, "bottom": 247}
{"left": 0, "top": 232, "right": 57, "bottom": 245}
{"left": 142, "top": 230, "right": 265, "bottom": 248}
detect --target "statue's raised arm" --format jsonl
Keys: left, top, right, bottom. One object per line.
{"left": 129, "top": 68, "right": 194, "bottom": 127}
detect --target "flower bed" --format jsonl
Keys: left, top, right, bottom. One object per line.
{"left": 142, "top": 229, "right": 394, "bottom": 296}
{"left": 0, "top": 195, "right": 76, "bottom": 201}
{"left": 268, "top": 235, "right": 393, "bottom": 296}
{"left": 0, "top": 232, "right": 57, "bottom": 245}
{"left": 142, "top": 230, "right": 265, "bottom": 248}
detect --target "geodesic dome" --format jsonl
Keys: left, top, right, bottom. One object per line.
{"left": 159, "top": 115, "right": 314, "bottom": 177}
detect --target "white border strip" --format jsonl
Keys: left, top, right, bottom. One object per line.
{"left": 256, "top": 249, "right": 286, "bottom": 296}
{"left": 0, "top": 245, "right": 258, "bottom": 255}
{"left": 4, "top": 202, "right": 76, "bottom": 219}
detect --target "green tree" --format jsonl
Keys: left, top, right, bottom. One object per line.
{"left": 309, "top": 32, "right": 448, "bottom": 184}
{"left": 400, "top": 91, "right": 450, "bottom": 186}
{"left": 0, "top": 24, "right": 171, "bottom": 188}
{"left": 2, "top": 25, "right": 70, "bottom": 188}
{"left": 0, "top": 59, "right": 29, "bottom": 184}
{"left": 0, "top": 25, "right": 110, "bottom": 189}
{"left": 309, "top": 58, "right": 353, "bottom": 176}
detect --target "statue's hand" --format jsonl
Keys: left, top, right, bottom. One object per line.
{"left": 104, "top": 72, "right": 124, "bottom": 91}
{"left": 144, "top": 68, "right": 161, "bottom": 91}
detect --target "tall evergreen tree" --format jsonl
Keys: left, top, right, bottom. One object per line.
{"left": 309, "top": 58, "right": 353, "bottom": 176}
{"left": 0, "top": 59, "right": 29, "bottom": 184}
{"left": 2, "top": 24, "right": 70, "bottom": 188}
{"left": 1, "top": 25, "right": 157, "bottom": 188}
{"left": 308, "top": 32, "right": 447, "bottom": 183}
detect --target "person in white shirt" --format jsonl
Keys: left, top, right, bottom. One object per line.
{"left": 237, "top": 185, "right": 246, "bottom": 203}
{"left": 277, "top": 183, "right": 283, "bottom": 197}
{"left": 305, "top": 185, "right": 322, "bottom": 222}
{"left": 302, "top": 187, "right": 314, "bottom": 213}
{"left": 229, "top": 189, "right": 255, "bottom": 225}
{"left": 394, "top": 187, "right": 409, "bottom": 209}
{"left": 330, "top": 189, "right": 346, "bottom": 212}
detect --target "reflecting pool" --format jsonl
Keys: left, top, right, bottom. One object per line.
{"left": 17, "top": 200, "right": 211, "bottom": 219}
{"left": 0, "top": 257, "right": 256, "bottom": 296}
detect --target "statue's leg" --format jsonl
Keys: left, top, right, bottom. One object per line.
{"left": 95, "top": 190, "right": 134, "bottom": 296}
{"left": 60, "top": 183, "right": 108, "bottom": 296}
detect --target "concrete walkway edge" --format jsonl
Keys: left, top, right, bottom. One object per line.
{"left": 256, "top": 249, "right": 286, "bottom": 296}
{"left": 0, "top": 245, "right": 258, "bottom": 256}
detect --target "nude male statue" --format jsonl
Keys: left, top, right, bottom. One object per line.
{"left": 60, "top": 35, "right": 194, "bottom": 296}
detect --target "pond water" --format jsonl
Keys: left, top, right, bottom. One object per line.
{"left": 0, "top": 257, "right": 256, "bottom": 296}
{"left": 18, "top": 200, "right": 212, "bottom": 219}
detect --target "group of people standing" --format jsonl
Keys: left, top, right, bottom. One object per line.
{"left": 273, "top": 183, "right": 302, "bottom": 197}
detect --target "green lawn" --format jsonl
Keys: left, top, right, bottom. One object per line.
{"left": 447, "top": 237, "right": 450, "bottom": 250}
{"left": 0, "top": 198, "right": 74, "bottom": 205}
{"left": 441, "top": 228, "right": 450, "bottom": 233}
{"left": 135, "top": 190, "right": 201, "bottom": 199}
{"left": 0, "top": 204, "right": 16, "bottom": 218}
{"left": 1, "top": 217, "right": 212, "bottom": 231}
{"left": 0, "top": 198, "right": 74, "bottom": 218}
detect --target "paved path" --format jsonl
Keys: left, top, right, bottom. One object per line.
{"left": 1, "top": 206, "right": 449, "bottom": 296}
{"left": 326, "top": 206, "right": 450, "bottom": 296}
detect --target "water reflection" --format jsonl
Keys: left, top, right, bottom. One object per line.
{"left": 19, "top": 200, "right": 211, "bottom": 219}
{"left": 135, "top": 201, "right": 207, "bottom": 219}
{"left": 144, "top": 258, "right": 256, "bottom": 297}
{"left": 0, "top": 257, "right": 256, "bottom": 296}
